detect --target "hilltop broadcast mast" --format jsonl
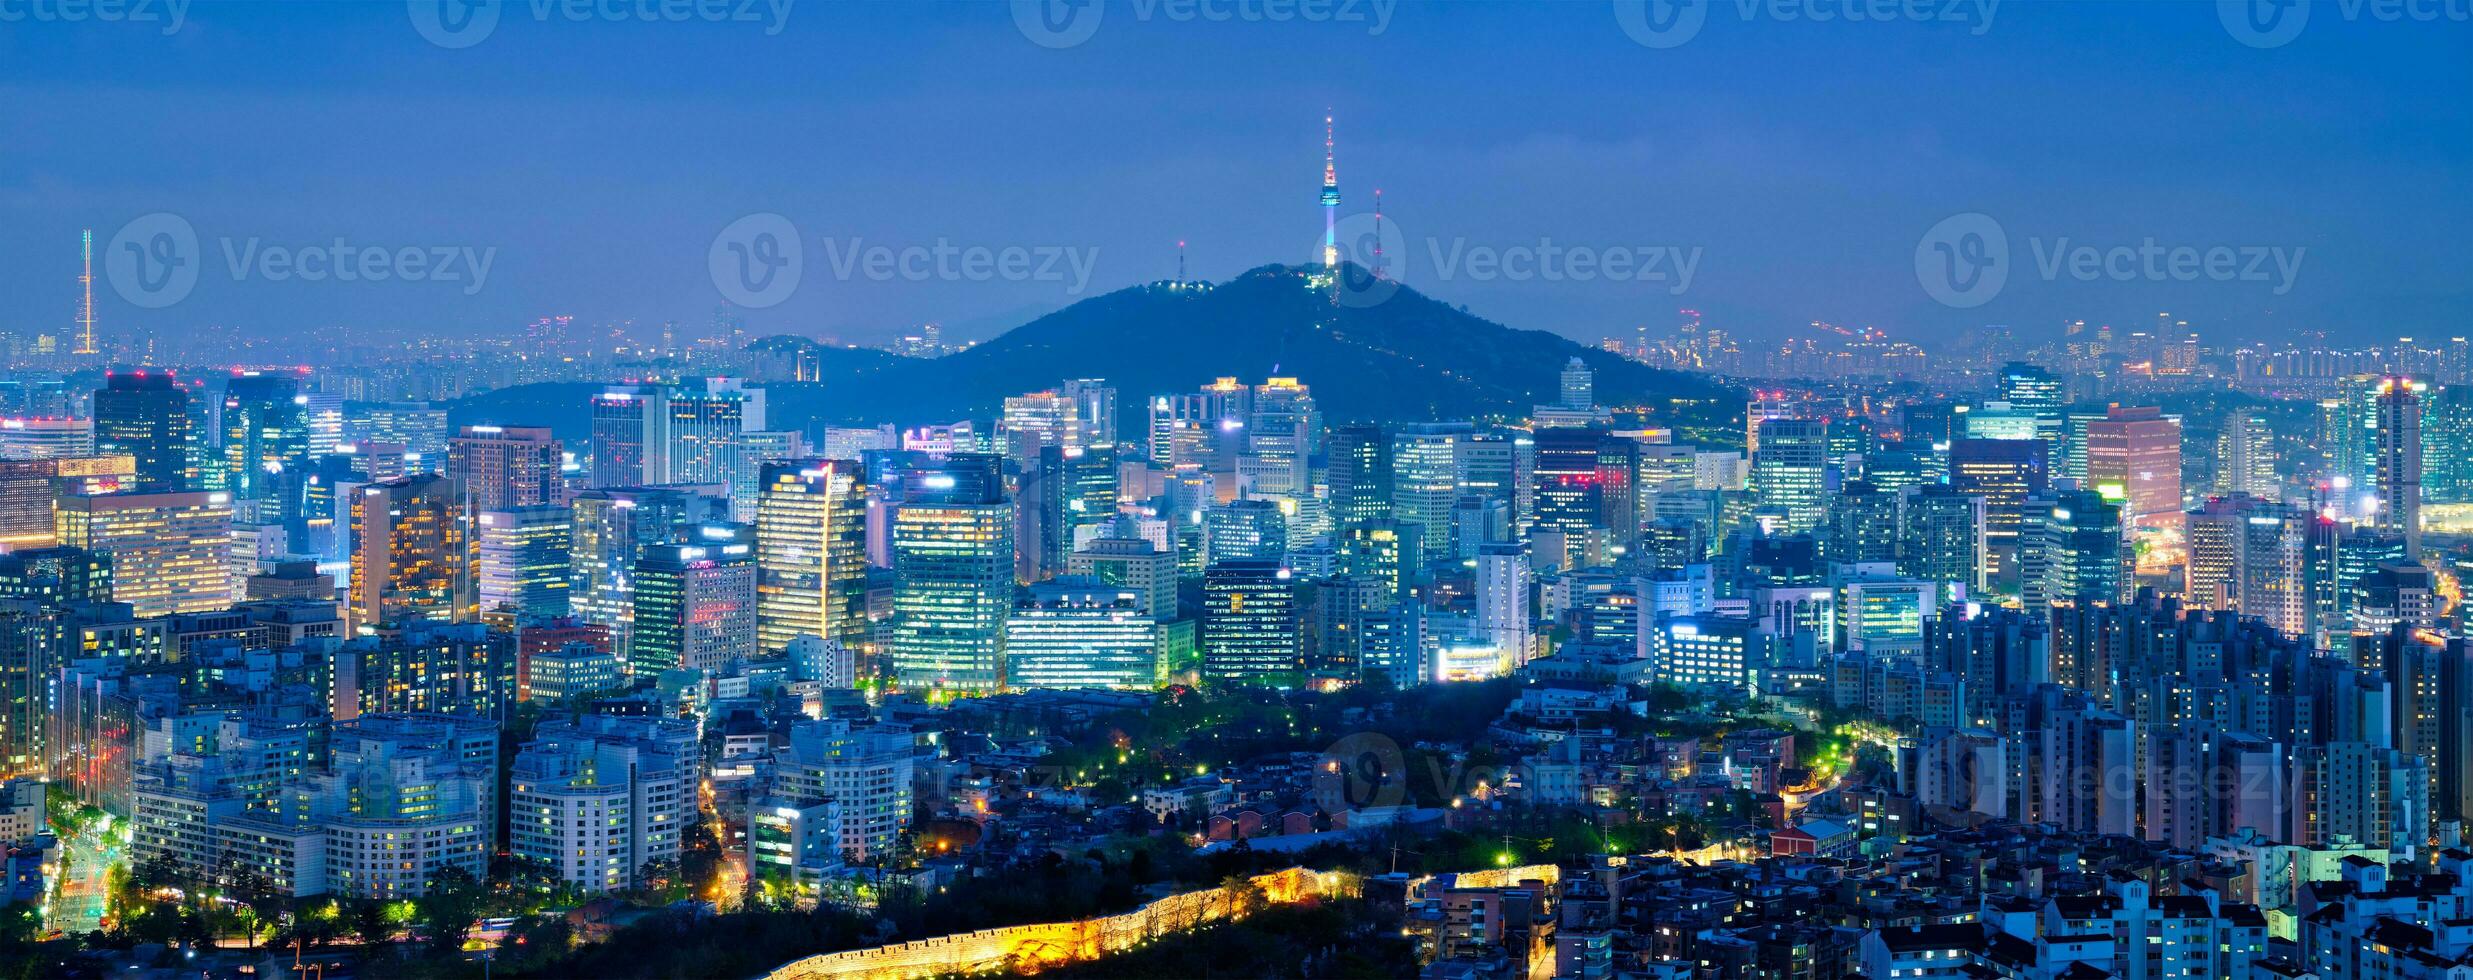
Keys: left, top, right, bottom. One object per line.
{"left": 1320, "top": 112, "right": 1340, "bottom": 267}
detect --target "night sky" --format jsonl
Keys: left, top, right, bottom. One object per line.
{"left": 4, "top": 1, "right": 2467, "bottom": 350}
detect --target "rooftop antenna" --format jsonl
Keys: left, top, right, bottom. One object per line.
{"left": 1371, "top": 189, "right": 1386, "bottom": 279}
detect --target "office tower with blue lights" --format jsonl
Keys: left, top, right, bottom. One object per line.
{"left": 92, "top": 371, "right": 192, "bottom": 492}
{"left": 753, "top": 461, "right": 870, "bottom": 657}
{"left": 888, "top": 454, "right": 1014, "bottom": 695}
{"left": 630, "top": 526, "right": 758, "bottom": 675}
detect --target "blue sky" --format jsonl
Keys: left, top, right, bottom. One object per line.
{"left": 3, "top": 0, "right": 2467, "bottom": 351}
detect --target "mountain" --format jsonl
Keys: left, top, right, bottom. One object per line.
{"left": 762, "top": 263, "right": 1734, "bottom": 425}
{"left": 450, "top": 263, "right": 1739, "bottom": 441}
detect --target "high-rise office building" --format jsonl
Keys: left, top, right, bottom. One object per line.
{"left": 1204, "top": 498, "right": 1288, "bottom": 565}
{"left": 589, "top": 387, "right": 654, "bottom": 486}
{"left": 2374, "top": 377, "right": 2424, "bottom": 559}
{"left": 55, "top": 490, "right": 234, "bottom": 618}
{"left": 1242, "top": 377, "right": 1314, "bottom": 499}
{"left": 1326, "top": 423, "right": 1393, "bottom": 530}
{"left": 1825, "top": 480, "right": 1901, "bottom": 565}
{"left": 0, "top": 417, "right": 94, "bottom": 460}
{"left": 448, "top": 425, "right": 565, "bottom": 512}
{"left": 1753, "top": 418, "right": 1830, "bottom": 533}
{"left": 1899, "top": 482, "right": 1998, "bottom": 596}
{"left": 1948, "top": 438, "right": 2049, "bottom": 593}
{"left": 92, "top": 372, "right": 191, "bottom": 492}
{"left": 630, "top": 528, "right": 758, "bottom": 675}
{"left": 1530, "top": 427, "right": 1606, "bottom": 565}
{"left": 1201, "top": 558, "right": 1301, "bottom": 683}
{"left": 753, "top": 461, "right": 869, "bottom": 656}
{"left": 888, "top": 455, "right": 1014, "bottom": 695}
{"left": 2214, "top": 411, "right": 2279, "bottom": 499}
{"left": 220, "top": 371, "right": 310, "bottom": 530}
{"left": 1068, "top": 535, "right": 1178, "bottom": 619}
{"left": 1390, "top": 423, "right": 1464, "bottom": 559}
{"left": 2186, "top": 494, "right": 2309, "bottom": 637}
{"left": 569, "top": 486, "right": 730, "bottom": 658}
{"left": 2427, "top": 385, "right": 2473, "bottom": 504}
{"left": 2085, "top": 406, "right": 2183, "bottom": 534}
{"left": 347, "top": 474, "right": 477, "bottom": 632}
{"left": 2020, "top": 490, "right": 2129, "bottom": 611}
{"left": 1003, "top": 578, "right": 1158, "bottom": 690}
{"left": 475, "top": 505, "right": 573, "bottom": 621}
{"left": 1476, "top": 543, "right": 1531, "bottom": 664}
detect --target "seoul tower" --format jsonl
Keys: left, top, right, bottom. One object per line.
{"left": 1320, "top": 112, "right": 1340, "bottom": 267}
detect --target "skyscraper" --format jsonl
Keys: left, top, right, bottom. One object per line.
{"left": 753, "top": 461, "right": 869, "bottom": 656}
{"left": 2375, "top": 377, "right": 2424, "bottom": 559}
{"left": 2214, "top": 411, "right": 2278, "bottom": 499}
{"left": 2186, "top": 494, "right": 2309, "bottom": 637}
{"left": 1326, "top": 423, "right": 1393, "bottom": 530}
{"left": 92, "top": 372, "right": 192, "bottom": 492}
{"left": 220, "top": 371, "right": 310, "bottom": 529}
{"left": 1201, "top": 558, "right": 1301, "bottom": 683}
{"left": 1948, "top": 438, "right": 2049, "bottom": 594}
{"left": 2085, "top": 406, "right": 2183, "bottom": 534}
{"left": 630, "top": 528, "right": 758, "bottom": 675}
{"left": 475, "top": 505, "right": 574, "bottom": 621}
{"left": 1752, "top": 418, "right": 1830, "bottom": 533}
{"left": 589, "top": 387, "right": 653, "bottom": 487}
{"left": 569, "top": 486, "right": 730, "bottom": 659}
{"left": 448, "top": 425, "right": 566, "bottom": 512}
{"left": 888, "top": 454, "right": 1014, "bottom": 695}
{"left": 348, "top": 474, "right": 477, "bottom": 632}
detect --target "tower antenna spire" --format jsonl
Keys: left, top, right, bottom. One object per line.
{"left": 1178, "top": 239, "right": 1187, "bottom": 284}
{"left": 1319, "top": 110, "right": 1340, "bottom": 267}
{"left": 76, "top": 229, "right": 97, "bottom": 356}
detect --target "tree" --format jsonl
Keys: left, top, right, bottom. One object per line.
{"left": 349, "top": 899, "right": 393, "bottom": 946}
{"left": 415, "top": 865, "right": 489, "bottom": 955}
